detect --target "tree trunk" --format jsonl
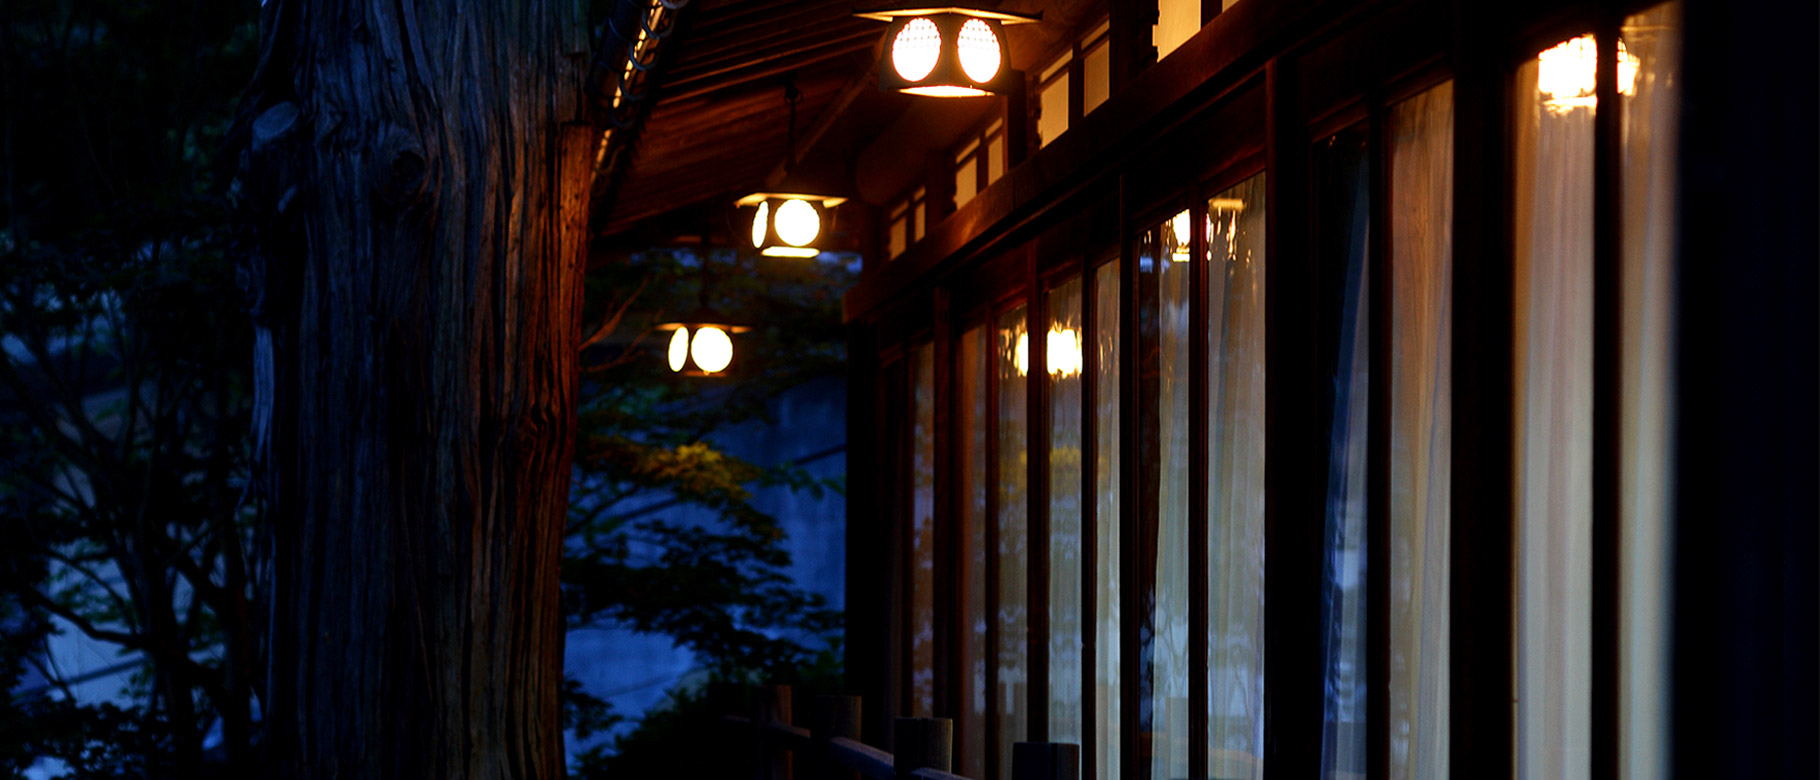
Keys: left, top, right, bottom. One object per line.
{"left": 234, "top": 0, "right": 592, "bottom": 775}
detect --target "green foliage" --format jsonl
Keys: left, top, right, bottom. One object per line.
{"left": 562, "top": 247, "right": 853, "bottom": 770}
{"left": 0, "top": 0, "right": 263, "bottom": 774}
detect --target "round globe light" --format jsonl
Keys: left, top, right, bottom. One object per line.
{"left": 751, "top": 201, "right": 770, "bottom": 247}
{"left": 773, "top": 198, "right": 820, "bottom": 247}
{"left": 892, "top": 18, "right": 941, "bottom": 82}
{"left": 691, "top": 326, "right": 734, "bottom": 374}
{"left": 956, "top": 19, "right": 1001, "bottom": 83}
{"left": 667, "top": 326, "right": 690, "bottom": 373}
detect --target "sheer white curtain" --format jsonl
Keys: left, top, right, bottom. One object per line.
{"left": 1619, "top": 5, "right": 1680, "bottom": 779}
{"left": 998, "top": 306, "right": 1030, "bottom": 780}
{"left": 960, "top": 326, "right": 989, "bottom": 780}
{"left": 1514, "top": 38, "right": 1596, "bottom": 780}
{"left": 1206, "top": 174, "right": 1268, "bottom": 780}
{"left": 1050, "top": 278, "right": 1086, "bottom": 748}
{"left": 1387, "top": 82, "right": 1453, "bottom": 780}
{"left": 1151, "top": 213, "right": 1193, "bottom": 780}
{"left": 1094, "top": 260, "right": 1122, "bottom": 780}
{"left": 911, "top": 344, "right": 936, "bottom": 717}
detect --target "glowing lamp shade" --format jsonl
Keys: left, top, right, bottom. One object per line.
{"left": 750, "top": 202, "right": 770, "bottom": 247}
{"left": 892, "top": 18, "right": 941, "bottom": 81}
{"left": 658, "top": 316, "right": 750, "bottom": 376}
{"left": 773, "top": 198, "right": 821, "bottom": 246}
{"left": 668, "top": 327, "right": 691, "bottom": 372}
{"left": 690, "top": 326, "right": 734, "bottom": 374}
{"left": 1169, "top": 209, "right": 1192, "bottom": 262}
{"left": 857, "top": 8, "right": 1038, "bottom": 97}
{"left": 738, "top": 191, "right": 846, "bottom": 258}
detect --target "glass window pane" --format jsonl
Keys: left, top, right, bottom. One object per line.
{"left": 960, "top": 325, "right": 990, "bottom": 780}
{"left": 1139, "top": 211, "right": 1192, "bottom": 780}
{"left": 1040, "top": 73, "right": 1070, "bottom": 148}
{"left": 1514, "top": 35, "right": 1596, "bottom": 780}
{"left": 1206, "top": 173, "right": 1267, "bottom": 780}
{"left": 1094, "top": 259, "right": 1122, "bottom": 780}
{"left": 998, "top": 305, "right": 1030, "bottom": 780}
{"left": 914, "top": 199, "right": 926, "bottom": 240}
{"left": 957, "top": 156, "right": 980, "bottom": 209}
{"left": 1316, "top": 125, "right": 1371, "bottom": 780}
{"left": 988, "top": 135, "right": 1006, "bottom": 186}
{"left": 1154, "top": 0, "right": 1199, "bottom": 60}
{"left": 1048, "top": 277, "right": 1085, "bottom": 746}
{"left": 911, "top": 344, "right": 936, "bottom": 717}
{"left": 1388, "top": 82, "right": 1453, "bottom": 780}
{"left": 889, "top": 215, "right": 908, "bottom": 258}
{"left": 1083, "top": 42, "right": 1111, "bottom": 115}
{"left": 1618, "top": 6, "right": 1680, "bottom": 780}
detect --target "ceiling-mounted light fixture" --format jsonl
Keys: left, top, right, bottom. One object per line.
{"left": 855, "top": 6, "right": 1040, "bottom": 97}
{"left": 738, "top": 77, "right": 847, "bottom": 258}
{"left": 738, "top": 191, "right": 847, "bottom": 258}
{"left": 657, "top": 309, "right": 750, "bottom": 375}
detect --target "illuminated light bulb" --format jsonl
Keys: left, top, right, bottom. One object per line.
{"left": 773, "top": 198, "right": 820, "bottom": 246}
{"left": 667, "top": 327, "right": 690, "bottom": 373}
{"left": 892, "top": 18, "right": 941, "bottom": 82}
{"left": 691, "top": 326, "right": 733, "bottom": 374}
{"left": 1014, "top": 331, "right": 1029, "bottom": 376}
{"left": 957, "top": 19, "right": 1001, "bottom": 83}
{"left": 1208, "top": 198, "right": 1246, "bottom": 212}
{"left": 1047, "top": 327, "right": 1082, "bottom": 377}
{"left": 1170, "top": 209, "right": 1192, "bottom": 262}
{"left": 751, "top": 201, "right": 770, "bottom": 247}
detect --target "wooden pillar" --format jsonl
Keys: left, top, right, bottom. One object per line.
{"left": 894, "top": 717, "right": 953, "bottom": 780}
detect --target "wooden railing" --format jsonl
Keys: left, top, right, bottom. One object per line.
{"left": 717, "top": 685, "right": 1079, "bottom": 780}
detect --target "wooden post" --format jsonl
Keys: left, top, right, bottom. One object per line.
{"left": 893, "top": 717, "right": 953, "bottom": 780}
{"left": 758, "top": 684, "right": 795, "bottom": 780}
{"left": 1011, "top": 742, "right": 1080, "bottom": 780}
{"left": 811, "top": 696, "right": 863, "bottom": 780}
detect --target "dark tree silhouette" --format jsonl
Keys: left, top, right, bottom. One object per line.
{"left": 231, "top": 0, "right": 594, "bottom": 775}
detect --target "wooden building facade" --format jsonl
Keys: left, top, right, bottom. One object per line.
{"left": 828, "top": 1, "right": 1815, "bottom": 779}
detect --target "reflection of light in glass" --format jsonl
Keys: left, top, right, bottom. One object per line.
{"left": 957, "top": 19, "right": 1001, "bottom": 83}
{"left": 1047, "top": 327, "right": 1081, "bottom": 377}
{"left": 1208, "top": 198, "right": 1246, "bottom": 212}
{"left": 751, "top": 201, "right": 769, "bottom": 247}
{"left": 893, "top": 18, "right": 941, "bottom": 81}
{"left": 1169, "top": 209, "right": 1192, "bottom": 262}
{"left": 1014, "top": 330, "right": 1030, "bottom": 375}
{"left": 667, "top": 327, "right": 690, "bottom": 372}
{"left": 1539, "top": 35, "right": 1638, "bottom": 114}
{"left": 691, "top": 326, "right": 733, "bottom": 373}
{"left": 773, "top": 198, "right": 820, "bottom": 246}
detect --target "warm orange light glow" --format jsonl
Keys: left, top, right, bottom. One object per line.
{"left": 957, "top": 19, "right": 1001, "bottom": 83}
{"left": 1014, "top": 331, "right": 1029, "bottom": 376}
{"left": 1169, "top": 209, "right": 1192, "bottom": 262}
{"left": 902, "top": 85, "right": 993, "bottom": 97}
{"left": 691, "top": 326, "right": 733, "bottom": 374}
{"left": 1047, "top": 327, "right": 1081, "bottom": 377}
{"left": 1538, "top": 35, "right": 1639, "bottom": 114}
{"left": 773, "top": 198, "right": 820, "bottom": 246}
{"left": 667, "top": 327, "right": 690, "bottom": 373}
{"left": 762, "top": 246, "right": 821, "bottom": 258}
{"left": 892, "top": 18, "right": 941, "bottom": 81}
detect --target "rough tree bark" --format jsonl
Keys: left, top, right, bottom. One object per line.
{"left": 232, "top": 0, "right": 592, "bottom": 775}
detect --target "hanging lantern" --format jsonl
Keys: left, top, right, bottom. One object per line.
{"left": 657, "top": 310, "right": 750, "bottom": 376}
{"left": 855, "top": 7, "right": 1040, "bottom": 97}
{"left": 736, "top": 192, "right": 847, "bottom": 258}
